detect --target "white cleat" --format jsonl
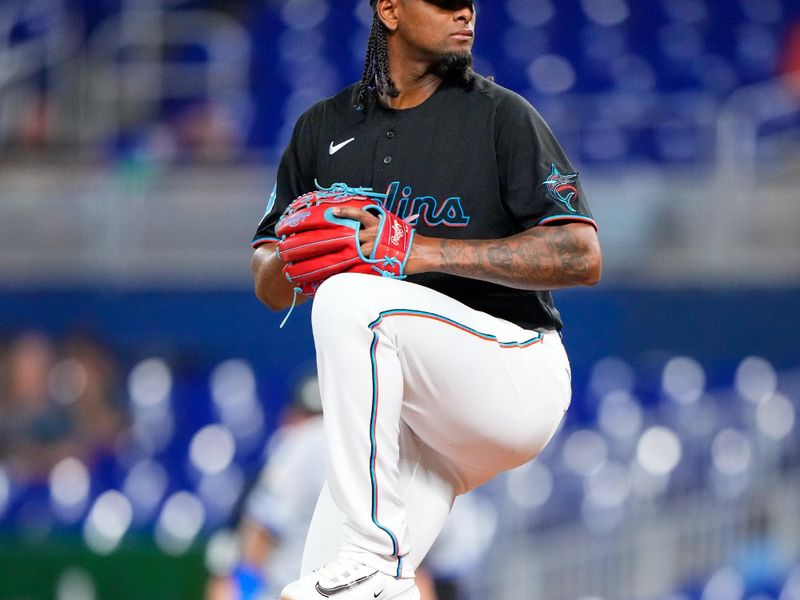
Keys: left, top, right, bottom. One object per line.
{"left": 280, "top": 555, "right": 419, "bottom": 600}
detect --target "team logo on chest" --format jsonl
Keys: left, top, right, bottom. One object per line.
{"left": 383, "top": 182, "right": 471, "bottom": 228}
{"left": 543, "top": 164, "right": 579, "bottom": 213}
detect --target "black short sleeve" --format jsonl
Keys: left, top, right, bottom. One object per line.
{"left": 251, "top": 109, "right": 319, "bottom": 247}
{"left": 495, "top": 92, "right": 596, "bottom": 231}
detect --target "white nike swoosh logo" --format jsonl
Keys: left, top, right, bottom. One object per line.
{"left": 329, "top": 137, "right": 355, "bottom": 155}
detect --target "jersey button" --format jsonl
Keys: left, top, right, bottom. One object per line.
{"left": 383, "top": 155, "right": 392, "bottom": 165}
{"left": 386, "top": 130, "right": 395, "bottom": 139}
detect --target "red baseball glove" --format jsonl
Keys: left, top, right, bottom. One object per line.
{"left": 275, "top": 182, "right": 416, "bottom": 296}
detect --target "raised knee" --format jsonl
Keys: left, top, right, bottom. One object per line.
{"left": 313, "top": 272, "right": 354, "bottom": 305}
{"left": 311, "top": 273, "right": 374, "bottom": 330}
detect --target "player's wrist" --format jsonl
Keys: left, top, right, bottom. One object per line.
{"left": 405, "top": 234, "right": 439, "bottom": 275}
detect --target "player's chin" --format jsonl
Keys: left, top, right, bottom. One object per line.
{"left": 432, "top": 49, "right": 474, "bottom": 79}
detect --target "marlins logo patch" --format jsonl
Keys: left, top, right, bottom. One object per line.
{"left": 543, "top": 164, "right": 579, "bottom": 213}
{"left": 281, "top": 209, "right": 312, "bottom": 228}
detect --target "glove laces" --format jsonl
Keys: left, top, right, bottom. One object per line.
{"left": 279, "top": 286, "right": 303, "bottom": 329}
{"left": 314, "top": 179, "right": 387, "bottom": 202}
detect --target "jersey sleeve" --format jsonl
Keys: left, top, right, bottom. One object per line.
{"left": 495, "top": 94, "right": 596, "bottom": 231}
{"left": 251, "top": 110, "right": 319, "bottom": 247}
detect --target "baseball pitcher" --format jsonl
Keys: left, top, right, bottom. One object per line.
{"left": 250, "top": 1, "right": 601, "bottom": 598}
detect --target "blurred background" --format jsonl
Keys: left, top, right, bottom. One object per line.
{"left": 1, "top": 0, "right": 799, "bottom": 598}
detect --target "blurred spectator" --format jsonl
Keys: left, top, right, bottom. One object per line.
{"left": 59, "top": 332, "right": 127, "bottom": 460}
{"left": 424, "top": 492, "right": 497, "bottom": 600}
{"left": 170, "top": 101, "right": 247, "bottom": 162}
{"left": 735, "top": 508, "right": 792, "bottom": 596}
{"left": 0, "top": 330, "right": 127, "bottom": 481}
{"left": 15, "top": 94, "right": 57, "bottom": 150}
{"left": 206, "top": 375, "right": 441, "bottom": 600}
{"left": 205, "top": 374, "right": 329, "bottom": 599}
{"left": 779, "top": 18, "right": 800, "bottom": 96}
{"left": 0, "top": 332, "right": 76, "bottom": 480}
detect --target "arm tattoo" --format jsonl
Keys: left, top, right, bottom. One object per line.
{"left": 547, "top": 226, "right": 596, "bottom": 282}
{"left": 439, "top": 225, "right": 598, "bottom": 289}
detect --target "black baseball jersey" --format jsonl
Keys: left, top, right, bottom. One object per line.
{"left": 252, "top": 75, "right": 596, "bottom": 331}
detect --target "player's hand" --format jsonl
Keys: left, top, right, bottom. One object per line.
{"left": 332, "top": 206, "right": 380, "bottom": 256}
{"left": 334, "top": 205, "right": 438, "bottom": 276}
{"left": 333, "top": 206, "right": 380, "bottom": 256}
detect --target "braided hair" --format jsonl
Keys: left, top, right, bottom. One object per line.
{"left": 354, "top": 5, "right": 478, "bottom": 110}
{"left": 355, "top": 11, "right": 398, "bottom": 111}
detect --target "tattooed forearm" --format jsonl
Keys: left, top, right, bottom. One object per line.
{"left": 435, "top": 223, "right": 601, "bottom": 290}
{"left": 547, "top": 226, "right": 597, "bottom": 282}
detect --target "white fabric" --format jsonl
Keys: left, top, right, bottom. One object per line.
{"left": 302, "top": 273, "right": 572, "bottom": 579}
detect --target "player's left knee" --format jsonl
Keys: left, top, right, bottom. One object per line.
{"left": 311, "top": 273, "right": 380, "bottom": 332}
{"left": 313, "top": 272, "right": 354, "bottom": 306}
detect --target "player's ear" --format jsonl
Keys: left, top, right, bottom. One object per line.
{"left": 376, "top": 0, "right": 401, "bottom": 32}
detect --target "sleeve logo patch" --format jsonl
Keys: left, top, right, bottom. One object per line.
{"left": 543, "top": 164, "right": 579, "bottom": 213}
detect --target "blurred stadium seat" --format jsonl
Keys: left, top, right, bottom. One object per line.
{"left": 2, "top": 0, "right": 799, "bottom": 160}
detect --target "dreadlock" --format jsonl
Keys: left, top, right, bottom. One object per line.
{"left": 354, "top": 6, "right": 479, "bottom": 110}
{"left": 354, "top": 11, "right": 398, "bottom": 111}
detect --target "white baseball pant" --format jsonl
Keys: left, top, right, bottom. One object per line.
{"left": 299, "top": 273, "right": 571, "bottom": 580}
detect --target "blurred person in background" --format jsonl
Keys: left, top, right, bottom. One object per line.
{"left": 0, "top": 330, "right": 127, "bottom": 481}
{"left": 0, "top": 331, "right": 76, "bottom": 480}
{"left": 206, "top": 374, "right": 327, "bottom": 600}
{"left": 171, "top": 101, "right": 248, "bottom": 162}
{"left": 15, "top": 94, "right": 55, "bottom": 150}
{"left": 206, "top": 375, "right": 442, "bottom": 600}
{"left": 780, "top": 17, "right": 800, "bottom": 97}
{"left": 59, "top": 332, "right": 127, "bottom": 461}
{"left": 418, "top": 491, "right": 497, "bottom": 600}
